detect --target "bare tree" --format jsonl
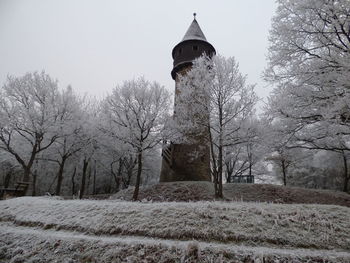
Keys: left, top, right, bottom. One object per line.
{"left": 264, "top": 0, "right": 350, "bottom": 191}
{"left": 0, "top": 72, "right": 68, "bottom": 184}
{"left": 101, "top": 77, "right": 170, "bottom": 200}
{"left": 175, "top": 55, "right": 257, "bottom": 198}
{"left": 36, "top": 87, "right": 91, "bottom": 195}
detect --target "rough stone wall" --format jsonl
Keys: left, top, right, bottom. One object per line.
{"left": 160, "top": 65, "right": 211, "bottom": 182}
{"left": 160, "top": 143, "right": 211, "bottom": 182}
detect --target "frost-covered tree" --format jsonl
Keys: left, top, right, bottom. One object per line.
{"left": 0, "top": 72, "right": 70, "bottom": 184}
{"left": 265, "top": 0, "right": 350, "bottom": 147}
{"left": 175, "top": 55, "right": 257, "bottom": 198}
{"left": 286, "top": 150, "right": 348, "bottom": 190}
{"left": 96, "top": 125, "right": 137, "bottom": 193}
{"left": 265, "top": 0, "right": 350, "bottom": 191}
{"left": 38, "top": 87, "right": 91, "bottom": 195}
{"left": 225, "top": 118, "right": 267, "bottom": 183}
{"left": 102, "top": 78, "right": 170, "bottom": 200}
{"left": 266, "top": 147, "right": 310, "bottom": 187}
{"left": 75, "top": 100, "right": 100, "bottom": 199}
{"left": 0, "top": 155, "right": 21, "bottom": 189}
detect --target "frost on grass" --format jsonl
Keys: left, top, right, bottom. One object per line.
{"left": 0, "top": 197, "right": 349, "bottom": 251}
{"left": 111, "top": 181, "right": 350, "bottom": 207}
{"left": 111, "top": 181, "right": 215, "bottom": 202}
{"left": 0, "top": 225, "right": 349, "bottom": 263}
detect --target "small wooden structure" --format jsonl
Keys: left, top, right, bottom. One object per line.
{"left": 229, "top": 175, "right": 255, "bottom": 184}
{"left": 0, "top": 182, "right": 30, "bottom": 199}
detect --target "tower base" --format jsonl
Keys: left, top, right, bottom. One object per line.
{"left": 160, "top": 143, "right": 211, "bottom": 182}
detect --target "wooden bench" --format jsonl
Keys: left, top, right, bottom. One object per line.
{"left": 0, "top": 182, "right": 30, "bottom": 199}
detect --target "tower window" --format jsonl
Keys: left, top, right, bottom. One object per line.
{"left": 193, "top": 45, "right": 198, "bottom": 51}
{"left": 178, "top": 48, "right": 182, "bottom": 55}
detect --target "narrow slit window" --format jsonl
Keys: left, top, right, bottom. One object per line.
{"left": 193, "top": 45, "right": 198, "bottom": 51}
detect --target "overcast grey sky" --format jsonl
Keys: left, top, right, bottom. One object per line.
{"left": 0, "top": 0, "right": 277, "bottom": 101}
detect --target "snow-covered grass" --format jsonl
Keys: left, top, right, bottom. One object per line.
{"left": 1, "top": 197, "right": 349, "bottom": 251}
{"left": 112, "top": 181, "right": 350, "bottom": 208}
{"left": 1, "top": 222, "right": 349, "bottom": 263}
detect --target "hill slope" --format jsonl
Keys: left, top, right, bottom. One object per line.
{"left": 112, "top": 181, "right": 350, "bottom": 207}
{"left": 0, "top": 197, "right": 349, "bottom": 262}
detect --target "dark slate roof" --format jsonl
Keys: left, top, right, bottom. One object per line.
{"left": 181, "top": 18, "right": 207, "bottom": 42}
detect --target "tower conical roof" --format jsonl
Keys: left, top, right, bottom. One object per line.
{"left": 181, "top": 18, "right": 207, "bottom": 42}
{"left": 171, "top": 14, "right": 216, "bottom": 80}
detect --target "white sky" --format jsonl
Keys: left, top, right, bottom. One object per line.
{"left": 0, "top": 0, "right": 277, "bottom": 102}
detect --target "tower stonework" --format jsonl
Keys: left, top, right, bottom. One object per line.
{"left": 160, "top": 15, "right": 216, "bottom": 182}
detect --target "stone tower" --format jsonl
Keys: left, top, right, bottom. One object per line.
{"left": 160, "top": 14, "right": 216, "bottom": 182}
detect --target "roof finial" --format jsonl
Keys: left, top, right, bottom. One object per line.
{"left": 193, "top": 12, "right": 197, "bottom": 20}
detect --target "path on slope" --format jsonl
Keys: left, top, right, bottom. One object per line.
{"left": 1, "top": 197, "right": 350, "bottom": 262}
{"left": 1, "top": 222, "right": 350, "bottom": 263}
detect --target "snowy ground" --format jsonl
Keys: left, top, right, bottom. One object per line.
{"left": 112, "top": 181, "right": 350, "bottom": 207}
{"left": 0, "top": 197, "right": 350, "bottom": 262}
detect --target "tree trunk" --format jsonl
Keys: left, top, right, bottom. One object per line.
{"left": 86, "top": 163, "right": 92, "bottom": 195}
{"left": 247, "top": 144, "right": 253, "bottom": 178}
{"left": 248, "top": 149, "right": 252, "bottom": 178}
{"left": 55, "top": 157, "right": 66, "bottom": 196}
{"left": 281, "top": 160, "right": 287, "bottom": 186}
{"left": 211, "top": 151, "right": 218, "bottom": 197}
{"left": 342, "top": 152, "right": 349, "bottom": 192}
{"left": 117, "top": 159, "right": 123, "bottom": 190}
{"left": 32, "top": 172, "right": 37, "bottom": 196}
{"left": 132, "top": 151, "right": 143, "bottom": 201}
{"left": 123, "top": 158, "right": 135, "bottom": 189}
{"left": 47, "top": 174, "right": 57, "bottom": 194}
{"left": 108, "top": 165, "right": 114, "bottom": 193}
{"left": 343, "top": 176, "right": 349, "bottom": 193}
{"left": 113, "top": 159, "right": 123, "bottom": 192}
{"left": 225, "top": 161, "right": 233, "bottom": 183}
{"left": 110, "top": 162, "right": 118, "bottom": 192}
{"left": 4, "top": 170, "right": 12, "bottom": 188}
{"left": 71, "top": 167, "right": 76, "bottom": 196}
{"left": 93, "top": 159, "right": 97, "bottom": 195}
{"left": 79, "top": 159, "right": 89, "bottom": 199}
{"left": 208, "top": 124, "right": 219, "bottom": 197}
{"left": 22, "top": 144, "right": 38, "bottom": 183}
{"left": 23, "top": 167, "right": 31, "bottom": 183}
{"left": 217, "top": 144, "right": 223, "bottom": 198}
{"left": 216, "top": 110, "right": 224, "bottom": 199}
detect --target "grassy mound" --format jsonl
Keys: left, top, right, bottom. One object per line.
{"left": 1, "top": 227, "right": 349, "bottom": 263}
{"left": 112, "top": 181, "right": 350, "bottom": 207}
{"left": 1, "top": 197, "right": 349, "bottom": 250}
{"left": 1, "top": 197, "right": 349, "bottom": 262}
{"left": 111, "top": 181, "right": 215, "bottom": 202}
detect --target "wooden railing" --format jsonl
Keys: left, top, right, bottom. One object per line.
{"left": 229, "top": 175, "right": 254, "bottom": 184}
{"left": 0, "top": 181, "right": 30, "bottom": 199}
{"left": 162, "top": 143, "right": 173, "bottom": 167}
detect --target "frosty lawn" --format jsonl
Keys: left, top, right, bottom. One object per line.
{"left": 1, "top": 222, "right": 350, "bottom": 263}
{"left": 112, "top": 181, "right": 350, "bottom": 207}
{"left": 0, "top": 197, "right": 349, "bottom": 251}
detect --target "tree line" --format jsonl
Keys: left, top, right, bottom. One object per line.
{"left": 0, "top": 73, "right": 169, "bottom": 200}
